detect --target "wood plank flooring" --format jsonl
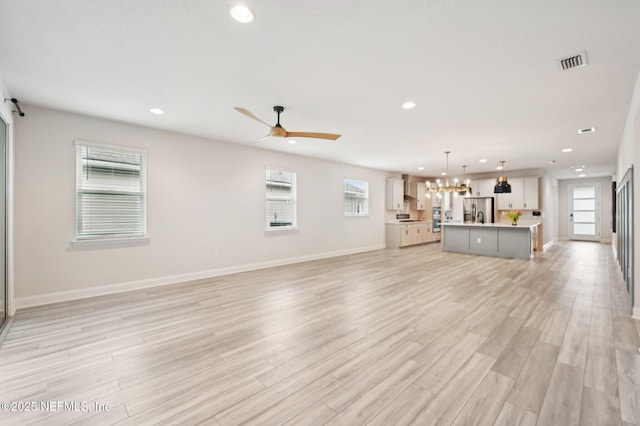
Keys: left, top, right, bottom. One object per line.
{"left": 0, "top": 241, "right": 638, "bottom": 425}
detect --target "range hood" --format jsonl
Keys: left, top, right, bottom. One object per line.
{"left": 402, "top": 174, "right": 416, "bottom": 201}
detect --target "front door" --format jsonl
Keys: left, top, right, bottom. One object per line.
{"left": 568, "top": 183, "right": 600, "bottom": 241}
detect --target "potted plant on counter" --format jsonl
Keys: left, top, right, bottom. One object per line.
{"left": 505, "top": 209, "right": 522, "bottom": 226}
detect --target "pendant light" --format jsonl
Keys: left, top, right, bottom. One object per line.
{"left": 494, "top": 160, "right": 512, "bottom": 193}
{"left": 457, "top": 165, "right": 472, "bottom": 195}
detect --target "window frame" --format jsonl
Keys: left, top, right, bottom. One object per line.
{"left": 265, "top": 167, "right": 297, "bottom": 231}
{"left": 343, "top": 178, "right": 370, "bottom": 217}
{"left": 74, "top": 140, "right": 148, "bottom": 243}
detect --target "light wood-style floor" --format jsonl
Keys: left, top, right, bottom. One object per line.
{"left": 1, "top": 241, "right": 639, "bottom": 425}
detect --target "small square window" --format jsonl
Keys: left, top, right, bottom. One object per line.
{"left": 344, "top": 179, "right": 369, "bottom": 216}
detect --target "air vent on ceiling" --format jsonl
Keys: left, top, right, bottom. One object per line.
{"left": 558, "top": 52, "right": 587, "bottom": 71}
{"left": 578, "top": 127, "right": 596, "bottom": 134}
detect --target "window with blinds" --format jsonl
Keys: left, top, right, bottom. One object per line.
{"left": 344, "top": 179, "right": 369, "bottom": 216}
{"left": 76, "top": 142, "right": 147, "bottom": 239}
{"left": 266, "top": 168, "right": 296, "bottom": 229}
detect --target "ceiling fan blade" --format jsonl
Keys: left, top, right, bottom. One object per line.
{"left": 285, "top": 131, "right": 341, "bottom": 140}
{"left": 258, "top": 134, "right": 271, "bottom": 141}
{"left": 234, "top": 107, "right": 272, "bottom": 127}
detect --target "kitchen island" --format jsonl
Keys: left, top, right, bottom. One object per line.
{"left": 442, "top": 222, "right": 540, "bottom": 259}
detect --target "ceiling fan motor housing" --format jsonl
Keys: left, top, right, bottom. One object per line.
{"left": 270, "top": 126, "right": 287, "bottom": 137}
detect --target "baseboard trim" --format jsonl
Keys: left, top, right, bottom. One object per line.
{"left": 15, "top": 244, "right": 386, "bottom": 310}
{"left": 557, "top": 236, "right": 613, "bottom": 244}
{"left": 543, "top": 240, "right": 555, "bottom": 251}
{"left": 633, "top": 306, "right": 640, "bottom": 321}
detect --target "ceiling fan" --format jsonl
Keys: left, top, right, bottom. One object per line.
{"left": 234, "top": 105, "right": 342, "bottom": 141}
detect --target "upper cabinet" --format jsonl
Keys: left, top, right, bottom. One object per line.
{"left": 473, "top": 178, "right": 497, "bottom": 198}
{"left": 386, "top": 178, "right": 404, "bottom": 210}
{"left": 497, "top": 176, "right": 539, "bottom": 210}
{"left": 496, "top": 177, "right": 522, "bottom": 210}
{"left": 522, "top": 176, "right": 539, "bottom": 210}
{"left": 411, "top": 182, "right": 427, "bottom": 210}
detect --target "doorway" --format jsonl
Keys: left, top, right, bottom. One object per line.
{"left": 568, "top": 183, "right": 601, "bottom": 241}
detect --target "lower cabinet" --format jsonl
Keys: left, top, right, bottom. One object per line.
{"left": 386, "top": 223, "right": 438, "bottom": 248}
{"left": 400, "top": 225, "right": 413, "bottom": 246}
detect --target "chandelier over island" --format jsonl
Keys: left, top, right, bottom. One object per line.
{"left": 426, "top": 151, "right": 471, "bottom": 196}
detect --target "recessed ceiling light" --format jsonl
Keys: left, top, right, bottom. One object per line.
{"left": 440, "top": 172, "right": 447, "bottom": 176}
{"left": 575, "top": 168, "right": 583, "bottom": 172}
{"left": 287, "top": 139, "right": 296, "bottom": 145}
{"left": 549, "top": 160, "right": 556, "bottom": 163}
{"left": 230, "top": 4, "right": 254, "bottom": 23}
{"left": 479, "top": 159, "right": 487, "bottom": 163}
{"left": 402, "top": 102, "right": 416, "bottom": 109}
{"left": 496, "top": 166, "right": 503, "bottom": 170}
{"left": 578, "top": 127, "right": 595, "bottom": 134}
{"left": 149, "top": 108, "right": 164, "bottom": 115}
{"left": 417, "top": 166, "right": 425, "bottom": 171}
{"left": 579, "top": 174, "right": 586, "bottom": 177}
{"left": 562, "top": 148, "right": 573, "bottom": 153}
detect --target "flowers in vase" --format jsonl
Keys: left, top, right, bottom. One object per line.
{"left": 505, "top": 209, "right": 522, "bottom": 224}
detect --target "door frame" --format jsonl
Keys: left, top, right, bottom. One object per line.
{"left": 616, "top": 167, "right": 633, "bottom": 314}
{"left": 568, "top": 182, "right": 601, "bottom": 242}
{"left": 0, "top": 111, "right": 7, "bottom": 331}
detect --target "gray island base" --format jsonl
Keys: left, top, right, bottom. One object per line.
{"left": 442, "top": 222, "right": 539, "bottom": 259}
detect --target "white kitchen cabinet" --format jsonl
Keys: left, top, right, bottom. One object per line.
{"left": 400, "top": 224, "right": 427, "bottom": 246}
{"left": 522, "top": 176, "right": 539, "bottom": 209}
{"left": 497, "top": 177, "right": 522, "bottom": 210}
{"left": 400, "top": 225, "right": 412, "bottom": 246}
{"left": 411, "top": 182, "right": 427, "bottom": 210}
{"left": 497, "top": 176, "right": 539, "bottom": 210}
{"left": 412, "top": 224, "right": 429, "bottom": 244}
{"left": 474, "top": 178, "right": 497, "bottom": 197}
{"left": 420, "top": 222, "right": 438, "bottom": 243}
{"left": 385, "top": 223, "right": 436, "bottom": 248}
{"left": 386, "top": 178, "right": 404, "bottom": 210}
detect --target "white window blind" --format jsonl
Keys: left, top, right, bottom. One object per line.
{"left": 76, "top": 143, "right": 147, "bottom": 239}
{"left": 266, "top": 168, "right": 296, "bottom": 229}
{"left": 344, "top": 179, "right": 369, "bottom": 216}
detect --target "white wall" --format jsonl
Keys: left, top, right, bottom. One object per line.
{"left": 13, "top": 106, "right": 389, "bottom": 307}
{"left": 0, "top": 76, "right": 15, "bottom": 315}
{"left": 616, "top": 70, "right": 640, "bottom": 318}
{"left": 541, "top": 172, "right": 558, "bottom": 244}
{"left": 556, "top": 176, "right": 613, "bottom": 242}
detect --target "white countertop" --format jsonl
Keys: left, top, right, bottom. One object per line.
{"left": 442, "top": 221, "right": 540, "bottom": 229}
{"left": 385, "top": 221, "right": 433, "bottom": 225}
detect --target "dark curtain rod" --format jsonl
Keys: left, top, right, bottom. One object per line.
{"left": 4, "top": 98, "right": 25, "bottom": 117}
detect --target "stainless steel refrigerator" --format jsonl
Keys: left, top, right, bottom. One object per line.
{"left": 463, "top": 197, "right": 495, "bottom": 224}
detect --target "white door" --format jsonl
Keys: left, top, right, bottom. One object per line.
{"left": 568, "top": 183, "right": 600, "bottom": 241}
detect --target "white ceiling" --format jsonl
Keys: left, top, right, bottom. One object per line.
{"left": 2, "top": 0, "right": 640, "bottom": 179}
